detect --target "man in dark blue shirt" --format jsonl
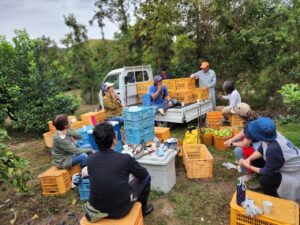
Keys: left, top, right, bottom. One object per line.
{"left": 149, "top": 75, "right": 177, "bottom": 115}
{"left": 87, "top": 123, "right": 154, "bottom": 220}
{"left": 160, "top": 66, "right": 174, "bottom": 80}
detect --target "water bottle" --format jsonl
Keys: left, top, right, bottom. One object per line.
{"left": 236, "top": 177, "right": 246, "bottom": 205}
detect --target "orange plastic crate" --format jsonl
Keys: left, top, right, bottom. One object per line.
{"left": 80, "top": 202, "right": 144, "bottom": 225}
{"left": 163, "top": 79, "right": 176, "bottom": 91}
{"left": 136, "top": 81, "right": 152, "bottom": 94}
{"left": 174, "top": 78, "right": 195, "bottom": 91}
{"left": 38, "top": 167, "right": 71, "bottom": 196}
{"left": 206, "top": 121, "right": 222, "bottom": 130}
{"left": 206, "top": 111, "right": 223, "bottom": 123}
{"left": 70, "top": 120, "right": 84, "bottom": 130}
{"left": 213, "top": 134, "right": 232, "bottom": 151}
{"left": 171, "top": 90, "right": 195, "bottom": 104}
{"left": 43, "top": 132, "right": 53, "bottom": 148}
{"left": 154, "top": 127, "right": 171, "bottom": 142}
{"left": 230, "top": 114, "right": 244, "bottom": 127}
{"left": 48, "top": 121, "right": 56, "bottom": 133}
{"left": 230, "top": 191, "right": 299, "bottom": 225}
{"left": 183, "top": 144, "right": 213, "bottom": 179}
{"left": 81, "top": 111, "right": 106, "bottom": 125}
{"left": 192, "top": 87, "right": 209, "bottom": 101}
{"left": 200, "top": 133, "right": 214, "bottom": 146}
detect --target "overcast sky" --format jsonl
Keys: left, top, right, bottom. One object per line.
{"left": 0, "top": 0, "right": 119, "bottom": 44}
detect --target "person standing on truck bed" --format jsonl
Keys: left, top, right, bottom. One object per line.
{"left": 149, "top": 75, "right": 178, "bottom": 116}
{"left": 160, "top": 66, "right": 174, "bottom": 80}
{"left": 102, "top": 82, "right": 124, "bottom": 125}
{"left": 190, "top": 61, "right": 217, "bottom": 109}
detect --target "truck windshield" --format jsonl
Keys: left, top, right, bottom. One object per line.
{"left": 104, "top": 73, "right": 120, "bottom": 89}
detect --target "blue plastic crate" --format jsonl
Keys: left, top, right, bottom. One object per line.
{"left": 77, "top": 125, "right": 94, "bottom": 145}
{"left": 125, "top": 127, "right": 154, "bottom": 144}
{"left": 88, "top": 132, "right": 99, "bottom": 150}
{"left": 124, "top": 117, "right": 155, "bottom": 130}
{"left": 123, "top": 106, "right": 154, "bottom": 121}
{"left": 114, "top": 140, "right": 123, "bottom": 152}
{"left": 142, "top": 93, "right": 151, "bottom": 106}
{"left": 78, "top": 178, "right": 90, "bottom": 201}
{"left": 108, "top": 121, "right": 122, "bottom": 141}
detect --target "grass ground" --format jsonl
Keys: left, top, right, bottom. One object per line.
{"left": 1, "top": 99, "right": 299, "bottom": 225}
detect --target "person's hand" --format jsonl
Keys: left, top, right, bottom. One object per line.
{"left": 218, "top": 94, "right": 223, "bottom": 99}
{"left": 224, "top": 139, "right": 232, "bottom": 147}
{"left": 157, "top": 82, "right": 163, "bottom": 90}
{"left": 239, "top": 159, "right": 250, "bottom": 169}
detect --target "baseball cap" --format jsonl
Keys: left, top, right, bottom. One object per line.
{"left": 200, "top": 61, "right": 209, "bottom": 69}
{"left": 102, "top": 82, "right": 115, "bottom": 92}
{"left": 233, "top": 103, "right": 251, "bottom": 116}
{"left": 154, "top": 75, "right": 163, "bottom": 83}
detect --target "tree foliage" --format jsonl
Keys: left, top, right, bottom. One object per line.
{"left": 0, "top": 30, "right": 80, "bottom": 132}
{"left": 0, "top": 129, "right": 31, "bottom": 191}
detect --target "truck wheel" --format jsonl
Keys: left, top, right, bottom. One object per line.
{"left": 156, "top": 121, "right": 172, "bottom": 128}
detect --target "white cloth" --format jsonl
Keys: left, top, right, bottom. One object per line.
{"left": 222, "top": 89, "right": 241, "bottom": 110}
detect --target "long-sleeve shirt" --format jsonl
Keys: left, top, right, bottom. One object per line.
{"left": 222, "top": 89, "right": 241, "bottom": 110}
{"left": 88, "top": 150, "right": 149, "bottom": 217}
{"left": 103, "top": 93, "right": 123, "bottom": 118}
{"left": 52, "top": 129, "right": 92, "bottom": 169}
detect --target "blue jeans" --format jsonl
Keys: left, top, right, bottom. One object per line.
{"left": 151, "top": 99, "right": 177, "bottom": 113}
{"left": 108, "top": 116, "right": 124, "bottom": 126}
{"left": 72, "top": 152, "right": 88, "bottom": 168}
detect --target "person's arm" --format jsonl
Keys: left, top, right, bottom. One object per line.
{"left": 128, "top": 156, "right": 149, "bottom": 180}
{"left": 190, "top": 71, "right": 199, "bottom": 79}
{"left": 222, "top": 95, "right": 229, "bottom": 100}
{"left": 239, "top": 150, "right": 263, "bottom": 174}
{"left": 150, "top": 84, "right": 162, "bottom": 100}
{"left": 207, "top": 70, "right": 216, "bottom": 88}
{"left": 67, "top": 128, "right": 82, "bottom": 140}
{"left": 224, "top": 130, "right": 244, "bottom": 147}
{"left": 228, "top": 91, "right": 239, "bottom": 109}
{"left": 232, "top": 138, "right": 252, "bottom": 148}
{"left": 103, "top": 96, "right": 117, "bottom": 110}
{"left": 55, "top": 137, "right": 93, "bottom": 154}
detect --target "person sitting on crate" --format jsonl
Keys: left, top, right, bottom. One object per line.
{"left": 239, "top": 117, "right": 300, "bottom": 204}
{"left": 52, "top": 114, "right": 94, "bottom": 169}
{"left": 216, "top": 81, "right": 241, "bottom": 125}
{"left": 149, "top": 75, "right": 178, "bottom": 116}
{"left": 190, "top": 61, "right": 217, "bottom": 109}
{"left": 102, "top": 82, "right": 124, "bottom": 126}
{"left": 224, "top": 103, "right": 264, "bottom": 179}
{"left": 160, "top": 65, "right": 174, "bottom": 80}
{"left": 83, "top": 123, "right": 153, "bottom": 222}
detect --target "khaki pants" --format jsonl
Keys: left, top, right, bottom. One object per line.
{"left": 215, "top": 106, "right": 233, "bottom": 121}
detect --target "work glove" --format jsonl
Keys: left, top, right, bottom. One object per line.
{"left": 241, "top": 198, "right": 263, "bottom": 218}
{"left": 222, "top": 162, "right": 242, "bottom": 172}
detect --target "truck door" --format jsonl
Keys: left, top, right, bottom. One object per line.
{"left": 124, "top": 69, "right": 151, "bottom": 105}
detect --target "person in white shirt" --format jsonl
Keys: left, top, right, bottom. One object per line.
{"left": 217, "top": 81, "right": 241, "bottom": 121}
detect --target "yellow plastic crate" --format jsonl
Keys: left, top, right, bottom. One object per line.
{"left": 70, "top": 120, "right": 84, "bottom": 130}
{"left": 80, "top": 202, "right": 144, "bottom": 225}
{"left": 81, "top": 111, "right": 106, "bottom": 126}
{"left": 206, "top": 111, "right": 223, "bottom": 124}
{"left": 68, "top": 164, "right": 81, "bottom": 177}
{"left": 192, "top": 87, "right": 209, "bottom": 101}
{"left": 136, "top": 81, "right": 152, "bottom": 94}
{"left": 163, "top": 79, "right": 176, "bottom": 91}
{"left": 154, "top": 127, "right": 170, "bottom": 142}
{"left": 38, "top": 167, "right": 71, "bottom": 196}
{"left": 43, "top": 132, "right": 53, "bottom": 148}
{"left": 174, "top": 78, "right": 195, "bottom": 91}
{"left": 183, "top": 144, "right": 213, "bottom": 179}
{"left": 230, "top": 191, "right": 299, "bottom": 225}
{"left": 230, "top": 114, "right": 244, "bottom": 127}
{"left": 171, "top": 90, "right": 195, "bottom": 104}
{"left": 48, "top": 121, "right": 56, "bottom": 133}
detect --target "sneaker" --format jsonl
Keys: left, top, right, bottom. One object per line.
{"left": 158, "top": 108, "right": 165, "bottom": 116}
{"left": 142, "top": 204, "right": 154, "bottom": 217}
{"left": 240, "top": 174, "right": 257, "bottom": 182}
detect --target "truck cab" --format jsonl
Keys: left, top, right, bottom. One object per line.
{"left": 99, "top": 65, "right": 153, "bottom": 107}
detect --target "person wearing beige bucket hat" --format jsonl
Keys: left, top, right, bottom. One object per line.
{"left": 224, "top": 103, "right": 264, "bottom": 177}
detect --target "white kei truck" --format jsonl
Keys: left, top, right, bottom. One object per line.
{"left": 99, "top": 65, "right": 213, "bottom": 126}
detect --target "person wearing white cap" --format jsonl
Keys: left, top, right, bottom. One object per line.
{"left": 190, "top": 61, "right": 217, "bottom": 109}
{"left": 240, "top": 117, "right": 300, "bottom": 203}
{"left": 102, "top": 82, "right": 124, "bottom": 125}
{"left": 224, "top": 103, "right": 264, "bottom": 176}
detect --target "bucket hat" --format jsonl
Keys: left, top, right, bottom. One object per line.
{"left": 247, "top": 117, "right": 277, "bottom": 142}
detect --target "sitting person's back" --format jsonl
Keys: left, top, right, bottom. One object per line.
{"left": 87, "top": 123, "right": 153, "bottom": 219}
{"left": 52, "top": 114, "right": 93, "bottom": 169}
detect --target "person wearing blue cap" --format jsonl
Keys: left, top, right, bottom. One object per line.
{"left": 239, "top": 117, "right": 300, "bottom": 204}
{"left": 149, "top": 75, "right": 178, "bottom": 116}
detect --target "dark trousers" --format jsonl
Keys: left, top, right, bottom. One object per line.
{"left": 129, "top": 175, "right": 151, "bottom": 210}
{"left": 259, "top": 172, "right": 282, "bottom": 197}
{"left": 108, "top": 175, "right": 151, "bottom": 219}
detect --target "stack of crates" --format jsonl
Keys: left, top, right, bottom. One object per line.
{"left": 206, "top": 111, "right": 223, "bottom": 129}
{"left": 76, "top": 125, "right": 94, "bottom": 147}
{"left": 230, "top": 114, "right": 244, "bottom": 128}
{"left": 123, "top": 106, "right": 155, "bottom": 144}
{"left": 38, "top": 167, "right": 71, "bottom": 196}
{"left": 136, "top": 81, "right": 153, "bottom": 103}
{"left": 81, "top": 111, "right": 106, "bottom": 126}
{"left": 192, "top": 87, "right": 209, "bottom": 101}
